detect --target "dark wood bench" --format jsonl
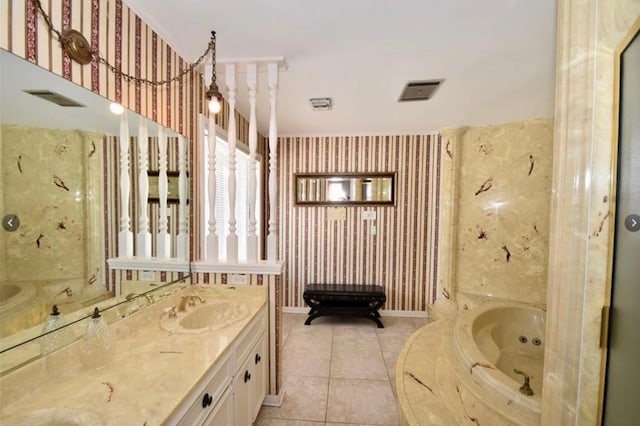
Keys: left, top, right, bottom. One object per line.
{"left": 302, "top": 283, "right": 386, "bottom": 328}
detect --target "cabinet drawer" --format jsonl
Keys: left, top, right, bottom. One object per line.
{"left": 234, "top": 308, "right": 267, "bottom": 371}
{"left": 173, "top": 352, "right": 233, "bottom": 426}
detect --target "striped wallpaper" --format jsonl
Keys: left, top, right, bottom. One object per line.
{"left": 1, "top": 0, "right": 268, "bottom": 263}
{"left": 104, "top": 134, "right": 186, "bottom": 261}
{"left": 1, "top": 0, "right": 205, "bottom": 141}
{"left": 279, "top": 134, "right": 443, "bottom": 312}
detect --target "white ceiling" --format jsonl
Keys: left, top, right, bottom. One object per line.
{"left": 124, "top": 0, "right": 557, "bottom": 136}
{"left": 0, "top": 50, "right": 160, "bottom": 136}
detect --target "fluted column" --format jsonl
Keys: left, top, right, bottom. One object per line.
{"left": 118, "top": 112, "right": 133, "bottom": 257}
{"left": 266, "top": 62, "right": 279, "bottom": 261}
{"left": 176, "top": 134, "right": 189, "bottom": 260}
{"left": 225, "top": 63, "right": 238, "bottom": 262}
{"left": 136, "top": 117, "right": 151, "bottom": 257}
{"left": 247, "top": 63, "right": 259, "bottom": 261}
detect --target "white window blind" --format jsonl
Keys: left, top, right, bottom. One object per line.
{"left": 204, "top": 133, "right": 261, "bottom": 261}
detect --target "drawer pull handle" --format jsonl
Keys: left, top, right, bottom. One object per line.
{"left": 202, "top": 392, "right": 213, "bottom": 408}
{"left": 244, "top": 370, "right": 251, "bottom": 383}
{"left": 255, "top": 353, "right": 261, "bottom": 364}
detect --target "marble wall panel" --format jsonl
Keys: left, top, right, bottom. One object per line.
{"left": 542, "top": 1, "right": 640, "bottom": 425}
{"left": 452, "top": 119, "right": 553, "bottom": 307}
{"left": 1, "top": 125, "right": 105, "bottom": 297}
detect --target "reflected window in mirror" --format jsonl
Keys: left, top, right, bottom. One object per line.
{"left": 294, "top": 173, "right": 396, "bottom": 206}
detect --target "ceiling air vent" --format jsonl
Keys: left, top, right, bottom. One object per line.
{"left": 23, "top": 90, "right": 85, "bottom": 107}
{"left": 309, "top": 97, "right": 332, "bottom": 111}
{"left": 398, "top": 79, "right": 444, "bottom": 102}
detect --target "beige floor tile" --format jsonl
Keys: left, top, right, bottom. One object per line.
{"left": 411, "top": 316, "right": 432, "bottom": 329}
{"left": 326, "top": 377, "right": 398, "bottom": 425}
{"left": 331, "top": 327, "right": 387, "bottom": 380}
{"left": 376, "top": 329, "right": 414, "bottom": 359}
{"left": 270, "top": 314, "right": 417, "bottom": 426}
{"left": 282, "top": 338, "right": 332, "bottom": 378}
{"left": 376, "top": 316, "right": 419, "bottom": 332}
{"left": 257, "top": 375, "right": 329, "bottom": 422}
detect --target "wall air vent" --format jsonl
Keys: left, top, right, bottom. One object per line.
{"left": 309, "top": 97, "right": 332, "bottom": 111}
{"left": 398, "top": 79, "right": 444, "bottom": 102}
{"left": 23, "top": 90, "right": 85, "bottom": 107}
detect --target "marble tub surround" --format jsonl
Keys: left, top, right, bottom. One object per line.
{"left": 0, "top": 284, "right": 267, "bottom": 424}
{"left": 444, "top": 119, "right": 553, "bottom": 308}
{"left": 397, "top": 304, "right": 543, "bottom": 426}
{"left": 0, "top": 281, "right": 48, "bottom": 338}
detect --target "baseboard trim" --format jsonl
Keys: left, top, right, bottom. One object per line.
{"left": 263, "top": 390, "right": 286, "bottom": 407}
{"left": 282, "top": 306, "right": 428, "bottom": 318}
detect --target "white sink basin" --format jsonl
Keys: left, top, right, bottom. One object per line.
{"left": 4, "top": 408, "right": 104, "bottom": 425}
{"left": 161, "top": 302, "right": 251, "bottom": 334}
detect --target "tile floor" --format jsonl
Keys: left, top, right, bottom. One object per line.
{"left": 255, "top": 312, "right": 430, "bottom": 426}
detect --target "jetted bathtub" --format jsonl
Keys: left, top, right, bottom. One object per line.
{"left": 0, "top": 281, "right": 49, "bottom": 338}
{"left": 452, "top": 303, "right": 546, "bottom": 424}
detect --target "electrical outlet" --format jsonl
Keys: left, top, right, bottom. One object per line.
{"left": 140, "top": 270, "right": 155, "bottom": 281}
{"left": 371, "top": 225, "right": 377, "bottom": 235}
{"left": 231, "top": 274, "right": 248, "bottom": 284}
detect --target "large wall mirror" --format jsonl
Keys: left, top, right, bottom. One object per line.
{"left": 0, "top": 49, "right": 190, "bottom": 374}
{"left": 294, "top": 172, "right": 396, "bottom": 206}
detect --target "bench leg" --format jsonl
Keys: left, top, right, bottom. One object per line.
{"left": 371, "top": 314, "right": 384, "bottom": 328}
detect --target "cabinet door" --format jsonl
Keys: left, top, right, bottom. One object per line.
{"left": 233, "top": 354, "right": 254, "bottom": 426}
{"left": 252, "top": 332, "right": 268, "bottom": 419}
{"left": 203, "top": 385, "right": 233, "bottom": 426}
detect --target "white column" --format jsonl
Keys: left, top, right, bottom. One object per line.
{"left": 246, "top": 63, "right": 259, "bottom": 262}
{"left": 118, "top": 112, "right": 133, "bottom": 257}
{"left": 176, "top": 134, "right": 189, "bottom": 260}
{"left": 225, "top": 63, "right": 238, "bottom": 262}
{"left": 136, "top": 117, "right": 151, "bottom": 257}
{"left": 206, "top": 115, "right": 219, "bottom": 261}
{"left": 156, "top": 126, "right": 171, "bottom": 258}
{"left": 266, "top": 63, "right": 279, "bottom": 261}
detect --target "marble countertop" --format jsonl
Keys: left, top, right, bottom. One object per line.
{"left": 0, "top": 284, "right": 267, "bottom": 425}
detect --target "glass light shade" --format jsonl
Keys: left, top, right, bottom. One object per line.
{"left": 208, "top": 97, "right": 221, "bottom": 113}
{"left": 79, "top": 312, "right": 115, "bottom": 369}
{"left": 109, "top": 102, "right": 124, "bottom": 115}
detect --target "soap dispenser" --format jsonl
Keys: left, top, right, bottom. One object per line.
{"left": 40, "top": 304, "right": 73, "bottom": 355}
{"left": 79, "top": 307, "right": 115, "bottom": 368}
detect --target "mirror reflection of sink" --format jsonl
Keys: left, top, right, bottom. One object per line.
{"left": 4, "top": 407, "right": 104, "bottom": 425}
{"left": 161, "top": 302, "right": 251, "bottom": 334}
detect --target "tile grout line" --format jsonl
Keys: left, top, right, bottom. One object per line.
{"left": 325, "top": 323, "right": 334, "bottom": 424}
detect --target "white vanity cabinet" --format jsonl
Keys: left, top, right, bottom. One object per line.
{"left": 168, "top": 305, "right": 268, "bottom": 426}
{"left": 232, "top": 308, "right": 268, "bottom": 425}
{"left": 174, "top": 352, "right": 233, "bottom": 426}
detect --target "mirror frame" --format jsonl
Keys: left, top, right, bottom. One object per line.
{"left": 294, "top": 172, "right": 396, "bottom": 206}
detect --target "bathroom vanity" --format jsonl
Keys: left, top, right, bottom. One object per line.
{"left": 0, "top": 284, "right": 268, "bottom": 426}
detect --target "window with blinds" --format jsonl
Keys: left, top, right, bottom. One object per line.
{"left": 204, "top": 134, "right": 261, "bottom": 261}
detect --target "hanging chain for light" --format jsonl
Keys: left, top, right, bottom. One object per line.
{"left": 32, "top": 0, "right": 213, "bottom": 87}
{"left": 206, "top": 31, "right": 221, "bottom": 99}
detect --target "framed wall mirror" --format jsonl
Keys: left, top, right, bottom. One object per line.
{"left": 294, "top": 172, "right": 396, "bottom": 206}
